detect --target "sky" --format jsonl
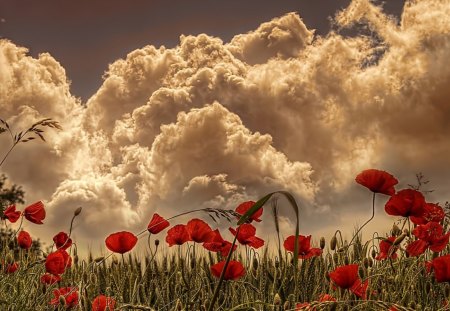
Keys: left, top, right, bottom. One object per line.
{"left": 1, "top": 0, "right": 450, "bottom": 255}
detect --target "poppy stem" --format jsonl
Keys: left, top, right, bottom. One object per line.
{"left": 348, "top": 192, "right": 376, "bottom": 250}
{"left": 208, "top": 226, "right": 240, "bottom": 311}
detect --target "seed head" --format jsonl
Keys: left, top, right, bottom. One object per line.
{"left": 320, "top": 237, "right": 326, "bottom": 250}
{"left": 330, "top": 236, "right": 337, "bottom": 251}
{"left": 74, "top": 206, "right": 82, "bottom": 217}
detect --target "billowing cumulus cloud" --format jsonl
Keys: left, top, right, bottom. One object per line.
{"left": 1, "top": 0, "right": 450, "bottom": 252}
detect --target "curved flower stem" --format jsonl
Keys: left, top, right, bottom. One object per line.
{"left": 208, "top": 226, "right": 240, "bottom": 311}
{"left": 348, "top": 192, "right": 376, "bottom": 249}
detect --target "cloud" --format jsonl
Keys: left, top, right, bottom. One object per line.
{"left": 1, "top": 0, "right": 450, "bottom": 251}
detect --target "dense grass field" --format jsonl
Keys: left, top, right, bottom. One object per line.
{"left": 2, "top": 119, "right": 450, "bottom": 311}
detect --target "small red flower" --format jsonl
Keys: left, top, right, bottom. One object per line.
{"left": 23, "top": 201, "right": 46, "bottom": 224}
{"left": 53, "top": 232, "right": 73, "bottom": 250}
{"left": 166, "top": 224, "right": 190, "bottom": 246}
{"left": 186, "top": 218, "right": 214, "bottom": 243}
{"left": 210, "top": 260, "right": 245, "bottom": 280}
{"left": 355, "top": 169, "right": 398, "bottom": 195}
{"left": 92, "top": 295, "right": 116, "bottom": 311}
{"left": 4, "top": 262, "right": 19, "bottom": 274}
{"left": 105, "top": 231, "right": 138, "bottom": 254}
{"left": 329, "top": 264, "right": 368, "bottom": 298}
{"left": 46, "top": 250, "right": 71, "bottom": 275}
{"left": 235, "top": 201, "right": 262, "bottom": 222}
{"left": 17, "top": 230, "right": 32, "bottom": 250}
{"left": 50, "top": 287, "right": 79, "bottom": 308}
{"left": 2, "top": 205, "right": 21, "bottom": 223}
{"left": 329, "top": 264, "right": 359, "bottom": 289}
{"left": 283, "top": 235, "right": 322, "bottom": 259}
{"left": 406, "top": 222, "right": 450, "bottom": 256}
{"left": 229, "top": 224, "right": 264, "bottom": 249}
{"left": 376, "top": 236, "right": 399, "bottom": 261}
{"left": 147, "top": 213, "right": 170, "bottom": 234}
{"left": 203, "top": 229, "right": 237, "bottom": 257}
{"left": 40, "top": 273, "right": 62, "bottom": 285}
{"left": 428, "top": 254, "right": 450, "bottom": 283}
{"left": 410, "top": 202, "right": 445, "bottom": 225}
{"left": 385, "top": 189, "right": 425, "bottom": 222}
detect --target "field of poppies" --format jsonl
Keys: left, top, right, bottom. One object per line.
{"left": 1, "top": 118, "right": 450, "bottom": 310}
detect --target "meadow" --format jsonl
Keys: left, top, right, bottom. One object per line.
{"left": 1, "top": 118, "right": 450, "bottom": 311}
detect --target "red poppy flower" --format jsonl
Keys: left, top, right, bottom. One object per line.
{"left": 53, "top": 232, "right": 73, "bottom": 250}
{"left": 210, "top": 260, "right": 245, "bottom": 280}
{"left": 46, "top": 250, "right": 71, "bottom": 275}
{"left": 50, "top": 287, "right": 79, "bottom": 308}
{"left": 428, "top": 254, "right": 450, "bottom": 283}
{"left": 92, "top": 295, "right": 116, "bottom": 311}
{"left": 235, "top": 201, "right": 262, "bottom": 222}
{"left": 23, "top": 201, "right": 46, "bottom": 224}
{"left": 186, "top": 218, "right": 214, "bottom": 243}
{"left": 406, "top": 222, "right": 450, "bottom": 256}
{"left": 17, "top": 230, "right": 32, "bottom": 250}
{"left": 147, "top": 213, "right": 170, "bottom": 234}
{"left": 203, "top": 229, "right": 237, "bottom": 257}
{"left": 283, "top": 235, "right": 322, "bottom": 259}
{"left": 166, "top": 224, "right": 190, "bottom": 246}
{"left": 2, "top": 205, "right": 21, "bottom": 223}
{"left": 4, "top": 262, "right": 19, "bottom": 274}
{"left": 410, "top": 203, "right": 445, "bottom": 225}
{"left": 105, "top": 231, "right": 138, "bottom": 254}
{"left": 384, "top": 189, "right": 425, "bottom": 222}
{"left": 329, "top": 264, "right": 359, "bottom": 289}
{"left": 229, "top": 224, "right": 264, "bottom": 249}
{"left": 355, "top": 169, "right": 398, "bottom": 195}
{"left": 329, "top": 264, "right": 368, "bottom": 298}
{"left": 376, "top": 236, "right": 399, "bottom": 261}
{"left": 40, "top": 273, "right": 62, "bottom": 285}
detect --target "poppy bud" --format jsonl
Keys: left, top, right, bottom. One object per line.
{"left": 320, "top": 237, "right": 326, "bottom": 250}
{"left": 391, "top": 224, "right": 402, "bottom": 236}
{"left": 371, "top": 249, "right": 377, "bottom": 259}
{"left": 59, "top": 295, "right": 66, "bottom": 306}
{"left": 154, "top": 239, "right": 160, "bottom": 247}
{"left": 358, "top": 266, "right": 365, "bottom": 279}
{"left": 393, "top": 233, "right": 407, "bottom": 245}
{"left": 273, "top": 293, "right": 281, "bottom": 305}
{"left": 253, "top": 258, "right": 259, "bottom": 271}
{"left": 89, "top": 273, "right": 97, "bottom": 284}
{"left": 425, "top": 282, "right": 432, "bottom": 293}
{"left": 363, "top": 257, "right": 370, "bottom": 269}
{"left": 74, "top": 255, "right": 79, "bottom": 265}
{"left": 330, "top": 236, "right": 337, "bottom": 251}
{"left": 190, "top": 257, "right": 196, "bottom": 270}
{"left": 74, "top": 206, "right": 82, "bottom": 217}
